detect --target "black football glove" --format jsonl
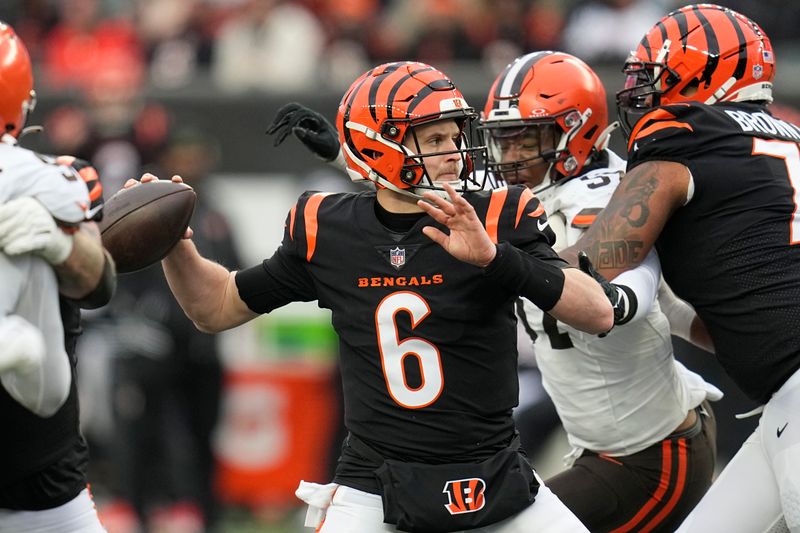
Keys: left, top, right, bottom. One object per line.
{"left": 577, "top": 251, "right": 637, "bottom": 334}
{"left": 265, "top": 102, "right": 340, "bottom": 162}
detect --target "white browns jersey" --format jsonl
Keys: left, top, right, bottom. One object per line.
{"left": 0, "top": 140, "right": 90, "bottom": 224}
{"left": 521, "top": 149, "right": 721, "bottom": 456}
{"left": 0, "top": 253, "right": 70, "bottom": 414}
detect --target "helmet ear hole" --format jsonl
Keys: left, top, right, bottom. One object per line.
{"left": 680, "top": 78, "right": 701, "bottom": 97}
{"left": 362, "top": 148, "right": 384, "bottom": 160}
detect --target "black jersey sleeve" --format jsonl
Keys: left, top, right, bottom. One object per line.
{"left": 476, "top": 185, "right": 568, "bottom": 310}
{"left": 483, "top": 184, "right": 566, "bottom": 265}
{"left": 235, "top": 193, "right": 320, "bottom": 313}
{"left": 626, "top": 103, "right": 707, "bottom": 171}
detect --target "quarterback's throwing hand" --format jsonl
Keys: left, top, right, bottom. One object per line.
{"left": 419, "top": 183, "right": 497, "bottom": 268}
{"left": 265, "top": 103, "right": 340, "bottom": 161}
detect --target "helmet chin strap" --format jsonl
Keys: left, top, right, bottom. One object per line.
{"left": 19, "top": 125, "right": 43, "bottom": 139}
{"left": 705, "top": 77, "right": 737, "bottom": 105}
{"left": 594, "top": 121, "right": 619, "bottom": 152}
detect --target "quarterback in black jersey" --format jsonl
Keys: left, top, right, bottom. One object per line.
{"left": 0, "top": 23, "right": 114, "bottom": 532}
{"left": 152, "top": 61, "right": 611, "bottom": 532}
{"left": 566, "top": 5, "right": 800, "bottom": 532}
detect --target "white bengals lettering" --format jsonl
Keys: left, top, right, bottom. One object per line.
{"left": 725, "top": 109, "right": 800, "bottom": 140}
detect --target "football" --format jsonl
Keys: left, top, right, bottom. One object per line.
{"left": 99, "top": 181, "right": 196, "bottom": 273}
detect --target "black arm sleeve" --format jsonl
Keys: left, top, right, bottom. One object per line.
{"left": 483, "top": 242, "right": 566, "bottom": 312}
{"left": 235, "top": 246, "right": 317, "bottom": 314}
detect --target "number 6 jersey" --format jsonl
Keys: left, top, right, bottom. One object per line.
{"left": 236, "top": 185, "right": 563, "bottom": 491}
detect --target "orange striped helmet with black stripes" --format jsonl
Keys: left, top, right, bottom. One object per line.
{"left": 0, "top": 22, "right": 35, "bottom": 137}
{"left": 481, "top": 51, "right": 610, "bottom": 191}
{"left": 337, "top": 61, "right": 486, "bottom": 197}
{"left": 617, "top": 3, "right": 774, "bottom": 136}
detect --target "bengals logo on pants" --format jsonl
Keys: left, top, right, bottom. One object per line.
{"left": 443, "top": 478, "right": 486, "bottom": 515}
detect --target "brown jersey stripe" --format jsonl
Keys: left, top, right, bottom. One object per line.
{"left": 303, "top": 193, "right": 331, "bottom": 262}
{"left": 571, "top": 213, "right": 597, "bottom": 228}
{"left": 486, "top": 187, "right": 508, "bottom": 244}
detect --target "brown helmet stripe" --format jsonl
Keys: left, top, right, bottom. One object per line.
{"left": 492, "top": 52, "right": 548, "bottom": 107}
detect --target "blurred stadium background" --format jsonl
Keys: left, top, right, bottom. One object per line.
{"left": 3, "top": 0, "right": 799, "bottom": 531}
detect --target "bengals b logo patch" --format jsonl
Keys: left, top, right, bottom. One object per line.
{"left": 443, "top": 478, "right": 486, "bottom": 515}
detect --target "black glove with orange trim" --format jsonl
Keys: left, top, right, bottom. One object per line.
{"left": 266, "top": 103, "right": 340, "bottom": 161}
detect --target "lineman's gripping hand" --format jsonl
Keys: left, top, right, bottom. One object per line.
{"left": 265, "top": 102, "right": 340, "bottom": 161}
{"left": 577, "top": 251, "right": 634, "bottom": 330}
{"left": 0, "top": 197, "right": 74, "bottom": 265}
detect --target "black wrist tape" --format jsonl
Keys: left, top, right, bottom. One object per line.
{"left": 483, "top": 242, "right": 565, "bottom": 311}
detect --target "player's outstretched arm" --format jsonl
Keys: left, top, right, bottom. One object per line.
{"left": 129, "top": 174, "right": 258, "bottom": 333}
{"left": 419, "top": 183, "right": 613, "bottom": 334}
{"left": 561, "top": 160, "right": 690, "bottom": 280}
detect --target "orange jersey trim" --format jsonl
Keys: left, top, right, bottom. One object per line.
{"left": 627, "top": 106, "right": 692, "bottom": 151}
{"left": 486, "top": 187, "right": 508, "bottom": 244}
{"left": 304, "top": 193, "right": 331, "bottom": 262}
{"left": 515, "top": 188, "right": 537, "bottom": 228}
{"left": 572, "top": 214, "right": 597, "bottom": 227}
{"left": 288, "top": 205, "right": 297, "bottom": 240}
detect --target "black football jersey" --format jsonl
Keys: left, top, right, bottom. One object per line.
{"left": 628, "top": 101, "right": 800, "bottom": 403}
{"left": 237, "top": 186, "right": 561, "bottom": 465}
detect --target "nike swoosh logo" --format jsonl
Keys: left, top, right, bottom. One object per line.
{"left": 778, "top": 423, "right": 788, "bottom": 438}
{"left": 537, "top": 219, "right": 549, "bottom": 231}
{"left": 85, "top": 204, "right": 104, "bottom": 220}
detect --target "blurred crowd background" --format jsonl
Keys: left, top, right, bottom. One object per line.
{"left": 4, "top": 0, "right": 800, "bottom": 532}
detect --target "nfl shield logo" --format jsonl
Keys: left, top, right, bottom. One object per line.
{"left": 390, "top": 247, "right": 406, "bottom": 268}
{"left": 753, "top": 64, "right": 763, "bottom": 80}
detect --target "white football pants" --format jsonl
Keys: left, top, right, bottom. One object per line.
{"left": 298, "top": 470, "right": 588, "bottom": 533}
{"left": 677, "top": 367, "right": 800, "bottom": 533}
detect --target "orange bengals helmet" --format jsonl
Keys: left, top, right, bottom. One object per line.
{"left": 617, "top": 3, "right": 774, "bottom": 136}
{"left": 481, "top": 51, "right": 611, "bottom": 190}
{"left": 337, "top": 61, "right": 486, "bottom": 197}
{"left": 0, "top": 22, "right": 35, "bottom": 138}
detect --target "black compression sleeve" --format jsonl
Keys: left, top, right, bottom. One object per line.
{"left": 483, "top": 242, "right": 565, "bottom": 311}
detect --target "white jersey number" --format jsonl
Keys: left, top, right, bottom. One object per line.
{"left": 375, "top": 291, "right": 444, "bottom": 409}
{"left": 752, "top": 138, "right": 800, "bottom": 244}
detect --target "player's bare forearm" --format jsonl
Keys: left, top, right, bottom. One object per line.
{"left": 562, "top": 160, "right": 688, "bottom": 279}
{"left": 54, "top": 222, "right": 108, "bottom": 300}
{"left": 549, "top": 267, "right": 614, "bottom": 334}
{"left": 162, "top": 239, "right": 257, "bottom": 333}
